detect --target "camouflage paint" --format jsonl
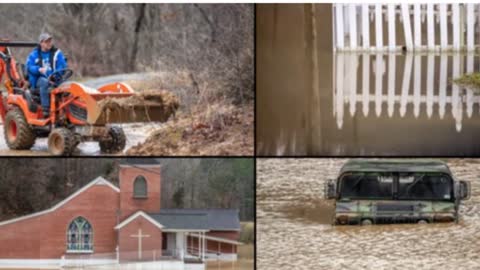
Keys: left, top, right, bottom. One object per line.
{"left": 335, "top": 200, "right": 456, "bottom": 225}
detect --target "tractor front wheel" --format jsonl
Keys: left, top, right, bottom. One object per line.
{"left": 4, "top": 108, "right": 36, "bottom": 150}
{"left": 48, "top": 128, "right": 77, "bottom": 156}
{"left": 99, "top": 126, "right": 126, "bottom": 154}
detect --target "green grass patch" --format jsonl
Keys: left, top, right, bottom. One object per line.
{"left": 453, "top": 73, "right": 480, "bottom": 89}
{"left": 239, "top": 222, "right": 254, "bottom": 244}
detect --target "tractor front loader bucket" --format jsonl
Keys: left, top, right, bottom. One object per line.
{"left": 61, "top": 82, "right": 179, "bottom": 125}
{"left": 88, "top": 94, "right": 178, "bottom": 125}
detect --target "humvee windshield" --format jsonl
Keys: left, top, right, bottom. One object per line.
{"left": 339, "top": 172, "right": 453, "bottom": 201}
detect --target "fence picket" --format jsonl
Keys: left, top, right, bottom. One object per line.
{"left": 333, "top": 3, "right": 479, "bottom": 51}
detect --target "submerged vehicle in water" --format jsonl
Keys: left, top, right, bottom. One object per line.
{"left": 325, "top": 159, "right": 471, "bottom": 225}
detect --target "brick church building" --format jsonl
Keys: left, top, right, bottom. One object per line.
{"left": 0, "top": 160, "right": 241, "bottom": 268}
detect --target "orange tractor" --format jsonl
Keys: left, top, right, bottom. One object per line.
{"left": 0, "top": 41, "right": 172, "bottom": 155}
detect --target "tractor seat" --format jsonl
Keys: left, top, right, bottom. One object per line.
{"left": 19, "top": 63, "right": 28, "bottom": 82}
{"left": 18, "top": 63, "right": 39, "bottom": 95}
{"left": 20, "top": 88, "right": 41, "bottom": 113}
{"left": 22, "top": 89, "right": 40, "bottom": 101}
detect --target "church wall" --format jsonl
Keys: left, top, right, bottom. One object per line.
{"left": 0, "top": 214, "right": 44, "bottom": 258}
{"left": 0, "top": 184, "right": 119, "bottom": 259}
{"left": 119, "top": 166, "right": 161, "bottom": 220}
{"left": 118, "top": 215, "right": 163, "bottom": 262}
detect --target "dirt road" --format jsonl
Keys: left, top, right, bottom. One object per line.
{"left": 257, "top": 159, "right": 480, "bottom": 270}
{"left": 0, "top": 73, "right": 165, "bottom": 156}
{"left": 0, "top": 122, "right": 162, "bottom": 155}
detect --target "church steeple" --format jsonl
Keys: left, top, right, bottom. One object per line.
{"left": 118, "top": 159, "right": 161, "bottom": 220}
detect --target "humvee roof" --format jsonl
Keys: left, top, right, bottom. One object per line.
{"left": 340, "top": 159, "right": 452, "bottom": 175}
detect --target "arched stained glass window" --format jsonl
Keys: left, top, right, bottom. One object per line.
{"left": 134, "top": 176, "right": 148, "bottom": 198}
{"left": 67, "top": 217, "right": 93, "bottom": 251}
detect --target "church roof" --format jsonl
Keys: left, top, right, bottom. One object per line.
{"left": 149, "top": 212, "right": 210, "bottom": 231}
{"left": 150, "top": 209, "right": 240, "bottom": 231}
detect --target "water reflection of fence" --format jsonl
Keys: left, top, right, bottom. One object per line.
{"left": 333, "top": 4, "right": 480, "bottom": 52}
{"left": 333, "top": 52, "right": 480, "bottom": 132}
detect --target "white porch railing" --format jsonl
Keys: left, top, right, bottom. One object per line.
{"left": 61, "top": 248, "right": 183, "bottom": 268}
{"left": 333, "top": 4, "right": 480, "bottom": 52}
{"left": 186, "top": 247, "right": 236, "bottom": 261}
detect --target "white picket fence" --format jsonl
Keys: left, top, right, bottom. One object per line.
{"left": 333, "top": 52, "right": 479, "bottom": 132}
{"left": 333, "top": 4, "right": 480, "bottom": 52}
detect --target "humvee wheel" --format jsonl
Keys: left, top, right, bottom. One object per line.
{"left": 417, "top": 219, "right": 428, "bottom": 224}
{"left": 4, "top": 107, "right": 36, "bottom": 149}
{"left": 361, "top": 219, "right": 373, "bottom": 226}
{"left": 99, "top": 126, "right": 126, "bottom": 154}
{"left": 48, "top": 128, "right": 77, "bottom": 156}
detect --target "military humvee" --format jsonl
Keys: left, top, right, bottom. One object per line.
{"left": 325, "top": 159, "right": 470, "bottom": 225}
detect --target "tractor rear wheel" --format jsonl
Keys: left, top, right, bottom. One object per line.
{"left": 48, "top": 128, "right": 77, "bottom": 156}
{"left": 99, "top": 126, "right": 126, "bottom": 154}
{"left": 4, "top": 107, "right": 36, "bottom": 150}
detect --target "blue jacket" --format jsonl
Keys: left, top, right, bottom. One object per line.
{"left": 26, "top": 47, "right": 67, "bottom": 87}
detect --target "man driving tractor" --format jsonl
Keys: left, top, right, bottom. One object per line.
{"left": 0, "top": 36, "right": 177, "bottom": 156}
{"left": 26, "top": 33, "right": 67, "bottom": 117}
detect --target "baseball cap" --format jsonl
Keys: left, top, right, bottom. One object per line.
{"left": 38, "top": 33, "right": 52, "bottom": 43}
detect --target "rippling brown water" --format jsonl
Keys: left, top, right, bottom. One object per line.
{"left": 257, "top": 158, "right": 480, "bottom": 270}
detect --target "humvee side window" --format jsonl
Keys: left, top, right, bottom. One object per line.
{"left": 339, "top": 173, "right": 393, "bottom": 199}
{"left": 398, "top": 173, "right": 453, "bottom": 201}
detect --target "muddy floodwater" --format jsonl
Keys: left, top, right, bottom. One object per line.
{"left": 257, "top": 158, "right": 480, "bottom": 270}
{"left": 256, "top": 4, "right": 480, "bottom": 156}
{"left": 206, "top": 260, "right": 253, "bottom": 270}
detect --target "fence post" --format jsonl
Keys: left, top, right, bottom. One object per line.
{"left": 348, "top": 4, "right": 357, "bottom": 50}
{"left": 387, "top": 4, "right": 396, "bottom": 51}
{"left": 375, "top": 4, "right": 383, "bottom": 50}
{"left": 452, "top": 4, "right": 460, "bottom": 50}
{"left": 466, "top": 3, "right": 475, "bottom": 51}
{"left": 426, "top": 4, "right": 435, "bottom": 50}
{"left": 401, "top": 4, "right": 413, "bottom": 51}
{"left": 413, "top": 4, "right": 422, "bottom": 50}
{"left": 361, "top": 4, "right": 370, "bottom": 50}
{"left": 335, "top": 4, "right": 345, "bottom": 50}
{"left": 439, "top": 4, "right": 448, "bottom": 50}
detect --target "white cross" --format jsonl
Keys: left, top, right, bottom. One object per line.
{"left": 130, "top": 229, "right": 150, "bottom": 259}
